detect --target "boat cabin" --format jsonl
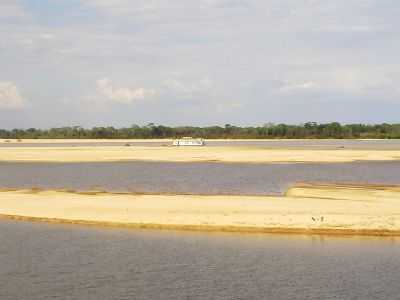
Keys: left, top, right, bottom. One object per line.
{"left": 172, "top": 137, "right": 205, "bottom": 146}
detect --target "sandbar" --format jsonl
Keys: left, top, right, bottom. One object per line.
{"left": 1, "top": 184, "right": 399, "bottom": 236}
{"left": 0, "top": 146, "right": 400, "bottom": 163}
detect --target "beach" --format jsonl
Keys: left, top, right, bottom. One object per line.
{"left": 1, "top": 184, "right": 399, "bottom": 236}
{"left": 1, "top": 146, "right": 400, "bottom": 163}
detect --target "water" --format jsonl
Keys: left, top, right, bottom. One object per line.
{"left": 1, "top": 161, "right": 400, "bottom": 195}
{"left": 1, "top": 145, "right": 400, "bottom": 299}
{"left": 2, "top": 139, "right": 400, "bottom": 149}
{"left": 0, "top": 219, "right": 399, "bottom": 300}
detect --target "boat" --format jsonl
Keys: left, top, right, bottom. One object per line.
{"left": 172, "top": 137, "right": 205, "bottom": 146}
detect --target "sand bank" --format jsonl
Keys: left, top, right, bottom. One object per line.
{"left": 0, "top": 185, "right": 399, "bottom": 236}
{"left": 0, "top": 146, "right": 399, "bottom": 163}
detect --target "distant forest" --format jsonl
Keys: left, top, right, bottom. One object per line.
{"left": 1, "top": 123, "right": 400, "bottom": 139}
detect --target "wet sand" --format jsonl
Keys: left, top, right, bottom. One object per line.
{"left": 1, "top": 184, "right": 399, "bottom": 236}
{"left": 1, "top": 146, "right": 400, "bottom": 163}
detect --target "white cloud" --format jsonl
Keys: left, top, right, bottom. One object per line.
{"left": 202, "top": 0, "right": 250, "bottom": 9}
{"left": 2, "top": 0, "right": 400, "bottom": 127}
{"left": 80, "top": 0, "right": 249, "bottom": 18}
{"left": 0, "top": 1, "right": 26, "bottom": 19}
{"left": 39, "top": 33, "right": 55, "bottom": 40}
{"left": 279, "top": 81, "right": 318, "bottom": 93}
{"left": 95, "top": 78, "right": 156, "bottom": 104}
{"left": 80, "top": 0, "right": 157, "bottom": 15}
{"left": 329, "top": 67, "right": 394, "bottom": 93}
{"left": 276, "top": 66, "right": 400, "bottom": 99}
{"left": 0, "top": 81, "right": 26, "bottom": 109}
{"left": 163, "top": 77, "right": 213, "bottom": 98}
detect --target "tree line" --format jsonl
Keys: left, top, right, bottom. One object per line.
{"left": 1, "top": 123, "right": 400, "bottom": 139}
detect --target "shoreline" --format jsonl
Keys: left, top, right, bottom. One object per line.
{"left": 2, "top": 214, "right": 400, "bottom": 237}
{"left": 1, "top": 184, "right": 399, "bottom": 236}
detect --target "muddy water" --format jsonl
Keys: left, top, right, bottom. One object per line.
{"left": 1, "top": 220, "right": 399, "bottom": 300}
{"left": 1, "top": 161, "right": 399, "bottom": 195}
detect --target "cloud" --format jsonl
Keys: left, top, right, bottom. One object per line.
{"left": 279, "top": 81, "right": 318, "bottom": 94}
{"left": 95, "top": 78, "right": 156, "bottom": 104}
{"left": 2, "top": 0, "right": 400, "bottom": 127}
{"left": 163, "top": 77, "right": 213, "bottom": 98}
{"left": 277, "top": 67, "right": 400, "bottom": 98}
{"left": 0, "top": 81, "right": 26, "bottom": 109}
{"left": 329, "top": 67, "right": 395, "bottom": 94}
{"left": 203, "top": 0, "right": 250, "bottom": 9}
{"left": 0, "top": 1, "right": 27, "bottom": 19}
{"left": 80, "top": 0, "right": 249, "bottom": 18}
{"left": 80, "top": 0, "right": 157, "bottom": 16}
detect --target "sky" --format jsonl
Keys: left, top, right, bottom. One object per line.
{"left": 0, "top": 0, "right": 399, "bottom": 129}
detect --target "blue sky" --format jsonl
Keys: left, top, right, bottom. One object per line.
{"left": 0, "top": 0, "right": 399, "bottom": 128}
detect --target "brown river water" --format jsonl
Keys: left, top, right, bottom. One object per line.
{"left": 1, "top": 220, "right": 399, "bottom": 300}
{"left": 0, "top": 160, "right": 400, "bottom": 195}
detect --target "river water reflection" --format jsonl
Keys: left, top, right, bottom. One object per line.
{"left": 0, "top": 220, "right": 399, "bottom": 300}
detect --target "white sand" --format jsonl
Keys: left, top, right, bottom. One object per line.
{"left": 0, "top": 146, "right": 399, "bottom": 163}
{"left": 1, "top": 185, "right": 399, "bottom": 236}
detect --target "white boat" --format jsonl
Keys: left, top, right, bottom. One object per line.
{"left": 172, "top": 137, "right": 205, "bottom": 146}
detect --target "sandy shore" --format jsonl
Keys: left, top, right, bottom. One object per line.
{"left": 1, "top": 185, "right": 399, "bottom": 236}
{"left": 1, "top": 146, "right": 400, "bottom": 163}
